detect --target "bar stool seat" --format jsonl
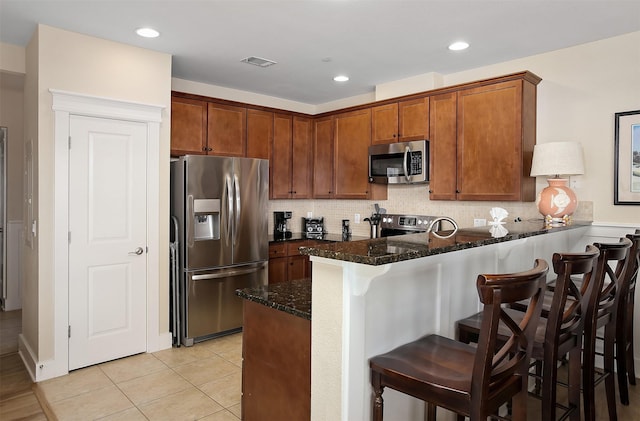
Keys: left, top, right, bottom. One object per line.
{"left": 370, "top": 259, "right": 548, "bottom": 421}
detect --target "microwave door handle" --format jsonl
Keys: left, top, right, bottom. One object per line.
{"left": 403, "top": 145, "right": 411, "bottom": 182}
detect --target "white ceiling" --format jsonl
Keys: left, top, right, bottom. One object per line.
{"left": 1, "top": 1, "right": 639, "bottom": 105}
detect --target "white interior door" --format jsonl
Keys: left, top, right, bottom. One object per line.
{"left": 68, "top": 115, "right": 148, "bottom": 370}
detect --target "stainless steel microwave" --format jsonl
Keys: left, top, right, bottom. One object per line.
{"left": 368, "top": 140, "right": 429, "bottom": 184}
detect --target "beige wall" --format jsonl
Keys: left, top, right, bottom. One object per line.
{"left": 0, "top": 72, "right": 25, "bottom": 221}
{"left": 440, "top": 31, "right": 640, "bottom": 225}
{"left": 25, "top": 24, "right": 172, "bottom": 361}
{"left": 184, "top": 31, "right": 640, "bottom": 227}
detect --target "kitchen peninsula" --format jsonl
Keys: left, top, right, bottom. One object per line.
{"left": 238, "top": 221, "right": 591, "bottom": 421}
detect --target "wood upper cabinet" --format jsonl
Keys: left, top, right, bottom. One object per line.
{"left": 428, "top": 92, "right": 458, "bottom": 200}
{"left": 334, "top": 109, "right": 371, "bottom": 199}
{"left": 171, "top": 96, "right": 208, "bottom": 155}
{"left": 271, "top": 115, "right": 313, "bottom": 199}
{"left": 291, "top": 117, "right": 313, "bottom": 198}
{"left": 246, "top": 109, "right": 272, "bottom": 160}
{"left": 207, "top": 102, "right": 246, "bottom": 157}
{"left": 371, "top": 103, "right": 398, "bottom": 144}
{"left": 313, "top": 116, "right": 334, "bottom": 198}
{"left": 271, "top": 114, "right": 293, "bottom": 199}
{"left": 455, "top": 77, "right": 537, "bottom": 201}
{"left": 371, "top": 97, "right": 429, "bottom": 144}
{"left": 334, "top": 109, "right": 386, "bottom": 200}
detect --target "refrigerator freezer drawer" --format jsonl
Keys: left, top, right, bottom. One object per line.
{"left": 182, "top": 262, "right": 267, "bottom": 345}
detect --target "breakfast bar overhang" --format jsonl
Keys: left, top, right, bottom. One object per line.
{"left": 301, "top": 222, "right": 591, "bottom": 421}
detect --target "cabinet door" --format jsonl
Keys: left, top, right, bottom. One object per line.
{"left": 398, "top": 97, "right": 429, "bottom": 142}
{"left": 171, "top": 97, "right": 207, "bottom": 156}
{"left": 291, "top": 116, "right": 313, "bottom": 199}
{"left": 207, "top": 103, "right": 246, "bottom": 156}
{"left": 456, "top": 80, "right": 524, "bottom": 201}
{"left": 271, "top": 114, "right": 293, "bottom": 199}
{"left": 268, "top": 257, "right": 289, "bottom": 284}
{"left": 313, "top": 116, "right": 334, "bottom": 198}
{"left": 334, "top": 109, "right": 381, "bottom": 199}
{"left": 428, "top": 92, "right": 457, "bottom": 200}
{"left": 247, "top": 109, "right": 272, "bottom": 159}
{"left": 288, "top": 255, "right": 309, "bottom": 281}
{"left": 371, "top": 103, "right": 398, "bottom": 144}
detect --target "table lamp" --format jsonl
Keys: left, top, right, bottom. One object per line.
{"left": 530, "top": 142, "right": 585, "bottom": 224}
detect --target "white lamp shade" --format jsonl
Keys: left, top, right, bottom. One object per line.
{"left": 530, "top": 142, "right": 585, "bottom": 177}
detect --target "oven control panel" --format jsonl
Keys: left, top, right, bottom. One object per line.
{"left": 380, "top": 214, "right": 439, "bottom": 232}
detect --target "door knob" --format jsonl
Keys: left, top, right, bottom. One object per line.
{"left": 129, "top": 247, "right": 144, "bottom": 255}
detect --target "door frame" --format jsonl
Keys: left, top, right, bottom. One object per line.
{"left": 36, "top": 90, "right": 165, "bottom": 381}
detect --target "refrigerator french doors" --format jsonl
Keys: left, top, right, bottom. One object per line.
{"left": 171, "top": 155, "right": 268, "bottom": 346}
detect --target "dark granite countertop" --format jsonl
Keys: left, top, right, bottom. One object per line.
{"left": 239, "top": 220, "right": 591, "bottom": 320}
{"left": 269, "top": 232, "right": 369, "bottom": 243}
{"left": 236, "top": 278, "right": 312, "bottom": 320}
{"left": 298, "top": 220, "right": 592, "bottom": 266}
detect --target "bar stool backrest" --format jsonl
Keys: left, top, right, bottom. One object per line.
{"left": 547, "top": 245, "right": 600, "bottom": 347}
{"left": 472, "top": 259, "right": 548, "bottom": 400}
{"left": 591, "top": 238, "right": 633, "bottom": 325}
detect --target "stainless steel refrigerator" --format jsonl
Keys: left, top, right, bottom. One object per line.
{"left": 170, "top": 155, "right": 268, "bottom": 346}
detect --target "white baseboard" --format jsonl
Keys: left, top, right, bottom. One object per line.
{"left": 148, "top": 331, "right": 172, "bottom": 353}
{"left": 19, "top": 332, "right": 69, "bottom": 382}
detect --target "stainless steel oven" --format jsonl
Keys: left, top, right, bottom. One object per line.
{"left": 380, "top": 214, "right": 458, "bottom": 238}
{"left": 379, "top": 214, "right": 439, "bottom": 237}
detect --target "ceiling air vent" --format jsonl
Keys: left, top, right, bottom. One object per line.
{"left": 241, "top": 56, "right": 277, "bottom": 68}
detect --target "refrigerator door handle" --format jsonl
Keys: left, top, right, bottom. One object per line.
{"left": 187, "top": 195, "right": 195, "bottom": 247}
{"left": 225, "top": 175, "right": 233, "bottom": 243}
{"left": 233, "top": 174, "right": 240, "bottom": 246}
{"left": 191, "top": 263, "right": 266, "bottom": 281}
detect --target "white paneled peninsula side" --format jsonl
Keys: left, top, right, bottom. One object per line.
{"left": 300, "top": 221, "right": 591, "bottom": 421}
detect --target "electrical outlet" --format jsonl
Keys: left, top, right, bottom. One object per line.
{"left": 474, "top": 218, "right": 487, "bottom": 227}
{"left": 355, "top": 213, "right": 361, "bottom": 224}
{"left": 307, "top": 211, "right": 313, "bottom": 218}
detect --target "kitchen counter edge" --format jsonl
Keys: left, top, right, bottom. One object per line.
{"left": 298, "top": 220, "right": 592, "bottom": 266}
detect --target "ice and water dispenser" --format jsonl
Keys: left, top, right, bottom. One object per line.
{"left": 193, "top": 199, "right": 220, "bottom": 241}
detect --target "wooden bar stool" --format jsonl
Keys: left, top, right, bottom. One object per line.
{"left": 583, "top": 238, "right": 633, "bottom": 421}
{"left": 617, "top": 230, "right": 640, "bottom": 404}
{"left": 457, "top": 245, "right": 600, "bottom": 421}
{"left": 369, "top": 259, "right": 548, "bottom": 421}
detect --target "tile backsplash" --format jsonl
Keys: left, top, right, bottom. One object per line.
{"left": 268, "top": 184, "right": 594, "bottom": 238}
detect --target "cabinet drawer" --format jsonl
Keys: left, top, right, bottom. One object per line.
{"left": 269, "top": 243, "right": 287, "bottom": 258}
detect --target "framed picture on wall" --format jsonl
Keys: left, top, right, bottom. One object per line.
{"left": 614, "top": 109, "right": 640, "bottom": 205}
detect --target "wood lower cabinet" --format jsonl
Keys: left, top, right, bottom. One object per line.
{"left": 271, "top": 115, "right": 312, "bottom": 199}
{"left": 207, "top": 102, "right": 246, "bottom": 156}
{"left": 170, "top": 96, "right": 208, "bottom": 155}
{"left": 268, "top": 240, "right": 317, "bottom": 284}
{"left": 371, "top": 97, "right": 429, "bottom": 144}
{"left": 246, "top": 109, "right": 272, "bottom": 159}
{"left": 242, "top": 300, "right": 310, "bottom": 421}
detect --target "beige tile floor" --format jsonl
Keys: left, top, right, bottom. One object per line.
{"left": 3, "top": 307, "right": 640, "bottom": 420}
{"left": 37, "top": 333, "right": 244, "bottom": 421}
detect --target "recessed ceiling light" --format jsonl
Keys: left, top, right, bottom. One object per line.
{"left": 333, "top": 75, "right": 349, "bottom": 82}
{"left": 136, "top": 27, "right": 159, "bottom": 38}
{"left": 448, "top": 41, "right": 469, "bottom": 51}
